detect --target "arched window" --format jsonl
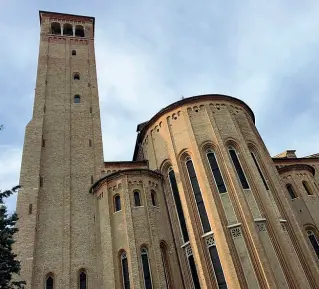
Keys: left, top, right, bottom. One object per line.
{"left": 46, "top": 275, "right": 54, "bottom": 289}
{"left": 121, "top": 252, "right": 130, "bottom": 289}
{"left": 185, "top": 246, "right": 201, "bottom": 289}
{"left": 134, "top": 191, "right": 141, "bottom": 206}
{"left": 303, "top": 181, "right": 313, "bottom": 195}
{"left": 168, "top": 168, "right": 189, "bottom": 242}
{"left": 185, "top": 157, "right": 211, "bottom": 233}
{"left": 74, "top": 95, "right": 81, "bottom": 104}
{"left": 63, "top": 23, "right": 73, "bottom": 36}
{"left": 206, "top": 150, "right": 227, "bottom": 194}
{"left": 79, "top": 271, "right": 87, "bottom": 289}
{"left": 114, "top": 195, "right": 121, "bottom": 212}
{"left": 286, "top": 184, "right": 296, "bottom": 199}
{"left": 75, "top": 25, "right": 85, "bottom": 37}
{"left": 73, "top": 73, "right": 80, "bottom": 80}
{"left": 306, "top": 229, "right": 319, "bottom": 259}
{"left": 228, "top": 147, "right": 249, "bottom": 189}
{"left": 151, "top": 190, "right": 157, "bottom": 206}
{"left": 72, "top": 50, "right": 76, "bottom": 56}
{"left": 160, "top": 242, "right": 172, "bottom": 288}
{"left": 50, "top": 22, "right": 61, "bottom": 35}
{"left": 251, "top": 152, "right": 269, "bottom": 190}
{"left": 206, "top": 236, "right": 227, "bottom": 289}
{"left": 141, "top": 247, "right": 153, "bottom": 289}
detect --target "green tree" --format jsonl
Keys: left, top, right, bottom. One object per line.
{"left": 0, "top": 185, "right": 26, "bottom": 288}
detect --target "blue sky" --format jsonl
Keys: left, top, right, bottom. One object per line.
{"left": 1, "top": 0, "right": 319, "bottom": 213}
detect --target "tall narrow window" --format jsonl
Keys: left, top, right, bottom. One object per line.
{"left": 151, "top": 190, "right": 157, "bottom": 206}
{"left": 141, "top": 247, "right": 153, "bottom": 289}
{"left": 251, "top": 152, "right": 269, "bottom": 190}
{"left": 40, "top": 176, "right": 43, "bottom": 187}
{"left": 307, "top": 230, "right": 319, "bottom": 259}
{"left": 121, "top": 252, "right": 130, "bottom": 289}
{"left": 72, "top": 50, "right": 76, "bottom": 56}
{"left": 134, "top": 191, "right": 141, "bottom": 206}
{"left": 186, "top": 157, "right": 211, "bottom": 233}
{"left": 79, "top": 271, "right": 87, "bottom": 289}
{"left": 28, "top": 204, "right": 32, "bottom": 215}
{"left": 114, "top": 195, "right": 121, "bottom": 212}
{"left": 46, "top": 275, "right": 54, "bottom": 289}
{"left": 206, "top": 236, "right": 227, "bottom": 289}
{"left": 206, "top": 150, "right": 227, "bottom": 194}
{"left": 303, "top": 181, "right": 313, "bottom": 195}
{"left": 229, "top": 147, "right": 249, "bottom": 189}
{"left": 160, "top": 242, "right": 172, "bottom": 288}
{"left": 168, "top": 168, "right": 189, "bottom": 242}
{"left": 186, "top": 246, "right": 201, "bottom": 289}
{"left": 286, "top": 184, "right": 296, "bottom": 199}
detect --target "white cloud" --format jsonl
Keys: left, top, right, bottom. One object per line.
{"left": 0, "top": 146, "right": 22, "bottom": 214}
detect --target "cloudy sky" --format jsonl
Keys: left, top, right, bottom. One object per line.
{"left": 1, "top": 0, "right": 319, "bottom": 212}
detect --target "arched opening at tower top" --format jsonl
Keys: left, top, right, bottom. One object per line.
{"left": 75, "top": 25, "right": 85, "bottom": 37}
{"left": 50, "top": 22, "right": 61, "bottom": 35}
{"left": 63, "top": 23, "right": 73, "bottom": 36}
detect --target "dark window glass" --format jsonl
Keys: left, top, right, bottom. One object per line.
{"left": 75, "top": 25, "right": 85, "bottom": 37}
{"left": 251, "top": 153, "right": 269, "bottom": 190}
{"left": 74, "top": 95, "right": 81, "bottom": 103}
{"left": 134, "top": 191, "right": 141, "bottom": 206}
{"left": 72, "top": 50, "right": 76, "bottom": 56}
{"left": 122, "top": 253, "right": 130, "bottom": 289}
{"left": 207, "top": 152, "right": 227, "bottom": 193}
{"left": 40, "top": 177, "right": 43, "bottom": 187}
{"left": 46, "top": 276, "right": 54, "bottom": 289}
{"left": 168, "top": 169, "right": 189, "bottom": 242}
{"left": 63, "top": 23, "right": 73, "bottom": 36}
{"left": 74, "top": 73, "right": 80, "bottom": 80}
{"left": 79, "top": 272, "right": 86, "bottom": 289}
{"left": 51, "top": 22, "right": 61, "bottom": 35}
{"left": 286, "top": 184, "right": 296, "bottom": 199}
{"left": 307, "top": 231, "right": 319, "bottom": 259}
{"left": 115, "top": 195, "right": 121, "bottom": 211}
{"left": 141, "top": 249, "right": 153, "bottom": 289}
{"left": 186, "top": 159, "right": 211, "bottom": 233}
{"left": 229, "top": 148, "right": 249, "bottom": 189}
{"left": 188, "top": 255, "right": 201, "bottom": 289}
{"left": 303, "top": 181, "right": 312, "bottom": 195}
{"left": 28, "top": 204, "right": 32, "bottom": 215}
{"left": 209, "top": 246, "right": 227, "bottom": 289}
{"left": 151, "top": 191, "right": 157, "bottom": 206}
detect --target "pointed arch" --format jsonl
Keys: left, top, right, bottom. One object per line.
{"left": 141, "top": 246, "right": 153, "bottom": 289}
{"left": 45, "top": 273, "right": 55, "bottom": 289}
{"left": 78, "top": 269, "right": 87, "bottom": 289}
{"left": 160, "top": 241, "right": 173, "bottom": 288}
{"left": 120, "top": 250, "right": 130, "bottom": 289}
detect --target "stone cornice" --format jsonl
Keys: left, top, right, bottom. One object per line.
{"left": 133, "top": 94, "right": 255, "bottom": 160}
{"left": 90, "top": 168, "right": 162, "bottom": 194}
{"left": 276, "top": 164, "right": 315, "bottom": 176}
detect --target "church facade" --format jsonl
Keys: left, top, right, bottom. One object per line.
{"left": 15, "top": 11, "right": 319, "bottom": 289}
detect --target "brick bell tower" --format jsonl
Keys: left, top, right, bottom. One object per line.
{"left": 15, "top": 11, "right": 104, "bottom": 288}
